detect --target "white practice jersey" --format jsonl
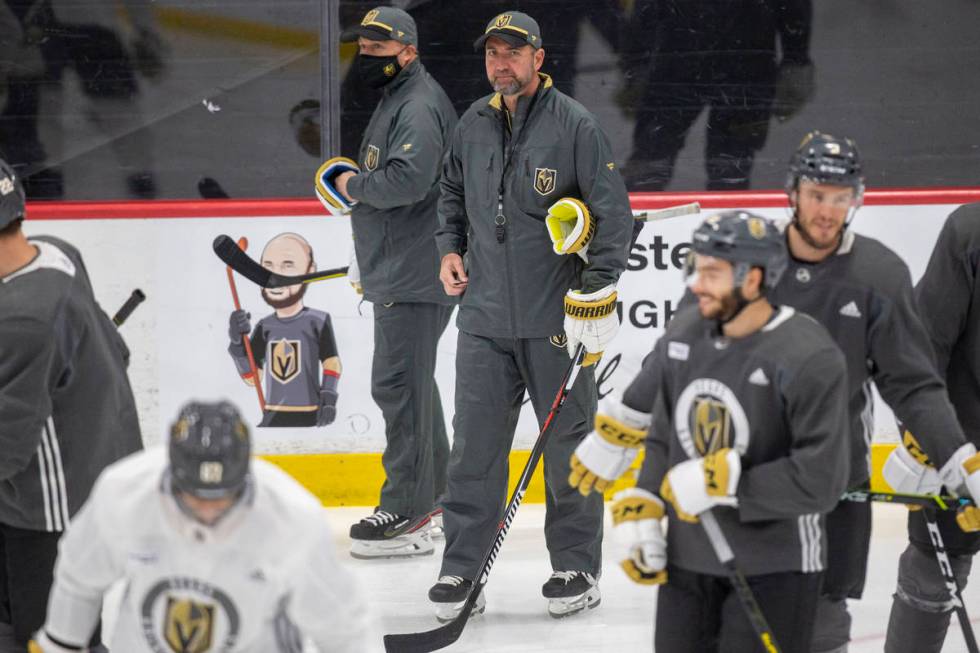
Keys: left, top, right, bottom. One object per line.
{"left": 44, "top": 448, "right": 379, "bottom": 653}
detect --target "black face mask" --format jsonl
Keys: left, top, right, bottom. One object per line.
{"left": 357, "top": 51, "right": 404, "bottom": 89}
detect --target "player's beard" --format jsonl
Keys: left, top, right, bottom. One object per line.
{"left": 262, "top": 284, "right": 307, "bottom": 310}
{"left": 698, "top": 290, "right": 741, "bottom": 322}
{"left": 793, "top": 210, "right": 844, "bottom": 251}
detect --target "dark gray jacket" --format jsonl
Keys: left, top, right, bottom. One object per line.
{"left": 346, "top": 59, "right": 457, "bottom": 305}
{"left": 0, "top": 236, "right": 142, "bottom": 531}
{"left": 436, "top": 74, "right": 633, "bottom": 338}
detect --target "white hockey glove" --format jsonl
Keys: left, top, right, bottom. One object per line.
{"left": 610, "top": 487, "right": 667, "bottom": 585}
{"left": 882, "top": 431, "right": 942, "bottom": 497}
{"left": 348, "top": 242, "right": 362, "bottom": 295}
{"left": 569, "top": 395, "right": 649, "bottom": 496}
{"left": 938, "top": 443, "right": 980, "bottom": 533}
{"left": 660, "top": 448, "right": 740, "bottom": 523}
{"left": 315, "top": 156, "right": 359, "bottom": 216}
{"left": 29, "top": 630, "right": 87, "bottom": 653}
{"left": 546, "top": 197, "right": 594, "bottom": 263}
{"left": 563, "top": 284, "right": 618, "bottom": 367}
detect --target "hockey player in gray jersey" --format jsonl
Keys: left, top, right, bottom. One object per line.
{"left": 228, "top": 233, "right": 341, "bottom": 428}
{"left": 882, "top": 202, "right": 980, "bottom": 653}
{"left": 603, "top": 211, "right": 849, "bottom": 652}
{"left": 0, "top": 158, "right": 142, "bottom": 649}
{"left": 762, "top": 132, "right": 974, "bottom": 652}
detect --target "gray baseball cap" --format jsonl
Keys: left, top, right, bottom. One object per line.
{"left": 341, "top": 7, "right": 418, "bottom": 46}
{"left": 474, "top": 11, "right": 543, "bottom": 51}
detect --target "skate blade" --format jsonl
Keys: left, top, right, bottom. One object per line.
{"left": 434, "top": 592, "right": 486, "bottom": 623}
{"left": 350, "top": 535, "right": 434, "bottom": 560}
{"left": 548, "top": 588, "right": 601, "bottom": 619}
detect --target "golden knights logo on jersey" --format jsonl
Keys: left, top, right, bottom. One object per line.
{"left": 141, "top": 578, "right": 241, "bottom": 653}
{"left": 675, "top": 378, "right": 750, "bottom": 459}
{"left": 270, "top": 339, "right": 301, "bottom": 384}
{"left": 534, "top": 168, "right": 556, "bottom": 196}
{"left": 164, "top": 597, "right": 214, "bottom": 653}
{"left": 365, "top": 144, "right": 380, "bottom": 171}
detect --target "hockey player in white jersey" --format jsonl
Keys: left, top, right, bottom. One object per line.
{"left": 29, "top": 401, "right": 378, "bottom": 653}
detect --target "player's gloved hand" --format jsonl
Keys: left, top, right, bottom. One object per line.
{"left": 29, "top": 630, "right": 87, "bottom": 652}
{"left": 660, "top": 448, "right": 740, "bottom": 523}
{"left": 883, "top": 432, "right": 942, "bottom": 510}
{"left": 569, "top": 395, "right": 650, "bottom": 496}
{"left": 348, "top": 243, "right": 362, "bottom": 295}
{"left": 938, "top": 443, "right": 980, "bottom": 533}
{"left": 610, "top": 487, "right": 667, "bottom": 585}
{"left": 317, "top": 371, "right": 340, "bottom": 426}
{"left": 546, "top": 197, "right": 593, "bottom": 263}
{"left": 315, "top": 157, "right": 359, "bottom": 216}
{"left": 228, "top": 309, "right": 251, "bottom": 345}
{"left": 563, "top": 284, "right": 618, "bottom": 367}
{"left": 773, "top": 60, "right": 815, "bottom": 122}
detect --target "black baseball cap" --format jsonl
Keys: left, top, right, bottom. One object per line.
{"left": 341, "top": 6, "right": 418, "bottom": 46}
{"left": 474, "top": 11, "right": 543, "bottom": 51}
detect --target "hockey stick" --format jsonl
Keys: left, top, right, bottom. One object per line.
{"left": 921, "top": 509, "right": 980, "bottom": 653}
{"left": 226, "top": 237, "right": 266, "bottom": 412}
{"left": 383, "top": 345, "right": 587, "bottom": 653}
{"left": 841, "top": 489, "right": 974, "bottom": 511}
{"left": 112, "top": 289, "right": 146, "bottom": 327}
{"left": 633, "top": 202, "right": 701, "bottom": 223}
{"left": 213, "top": 235, "right": 348, "bottom": 288}
{"left": 700, "top": 510, "right": 782, "bottom": 653}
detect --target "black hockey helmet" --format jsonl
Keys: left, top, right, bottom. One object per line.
{"left": 0, "top": 159, "right": 26, "bottom": 230}
{"left": 169, "top": 401, "right": 251, "bottom": 500}
{"left": 689, "top": 211, "right": 788, "bottom": 291}
{"left": 785, "top": 131, "right": 864, "bottom": 201}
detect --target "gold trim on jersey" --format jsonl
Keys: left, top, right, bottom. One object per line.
{"left": 264, "top": 404, "right": 317, "bottom": 412}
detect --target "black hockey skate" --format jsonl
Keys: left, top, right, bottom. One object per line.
{"left": 349, "top": 508, "right": 433, "bottom": 559}
{"left": 542, "top": 571, "right": 601, "bottom": 618}
{"left": 428, "top": 575, "right": 486, "bottom": 623}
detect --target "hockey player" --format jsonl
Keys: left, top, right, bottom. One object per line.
{"left": 317, "top": 6, "right": 458, "bottom": 559}
{"left": 612, "top": 211, "right": 850, "bottom": 652}
{"left": 29, "top": 401, "right": 378, "bottom": 653}
{"left": 228, "top": 233, "right": 341, "bottom": 428}
{"left": 882, "top": 202, "right": 980, "bottom": 653}
{"left": 0, "top": 158, "right": 142, "bottom": 649}
{"left": 429, "top": 10, "right": 633, "bottom": 620}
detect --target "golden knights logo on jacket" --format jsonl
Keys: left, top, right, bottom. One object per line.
{"left": 365, "top": 145, "right": 380, "bottom": 171}
{"left": 675, "top": 378, "right": 749, "bottom": 458}
{"left": 141, "top": 578, "right": 241, "bottom": 653}
{"left": 534, "top": 167, "right": 556, "bottom": 196}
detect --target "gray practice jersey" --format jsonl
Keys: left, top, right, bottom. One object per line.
{"left": 767, "top": 229, "right": 967, "bottom": 486}
{"left": 229, "top": 308, "right": 338, "bottom": 413}
{"left": 0, "top": 236, "right": 142, "bottom": 531}
{"left": 633, "top": 305, "right": 849, "bottom": 576}
{"left": 914, "top": 203, "right": 980, "bottom": 448}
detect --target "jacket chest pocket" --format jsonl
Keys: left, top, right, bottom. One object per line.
{"left": 516, "top": 147, "right": 572, "bottom": 218}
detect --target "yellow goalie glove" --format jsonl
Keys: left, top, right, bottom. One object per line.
{"left": 546, "top": 197, "right": 594, "bottom": 263}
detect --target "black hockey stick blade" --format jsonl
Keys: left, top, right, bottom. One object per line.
{"left": 383, "top": 610, "right": 469, "bottom": 653}
{"left": 112, "top": 289, "right": 146, "bottom": 327}
{"left": 213, "top": 235, "right": 348, "bottom": 288}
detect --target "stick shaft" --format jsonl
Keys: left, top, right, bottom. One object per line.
{"left": 922, "top": 510, "right": 979, "bottom": 653}
{"left": 226, "top": 238, "right": 266, "bottom": 412}
{"left": 633, "top": 202, "right": 701, "bottom": 222}
{"left": 111, "top": 289, "right": 146, "bottom": 327}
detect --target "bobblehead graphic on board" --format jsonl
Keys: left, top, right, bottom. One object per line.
{"left": 226, "top": 233, "right": 341, "bottom": 428}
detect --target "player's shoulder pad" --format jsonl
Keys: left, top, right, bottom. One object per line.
{"left": 87, "top": 448, "right": 165, "bottom": 521}
{"left": 944, "top": 202, "right": 980, "bottom": 249}
{"left": 846, "top": 232, "right": 913, "bottom": 293}
{"left": 663, "top": 303, "right": 703, "bottom": 337}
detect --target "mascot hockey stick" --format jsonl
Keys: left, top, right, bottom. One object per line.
{"left": 226, "top": 237, "right": 266, "bottom": 411}
{"left": 633, "top": 201, "right": 701, "bottom": 222}
{"left": 701, "top": 510, "right": 782, "bottom": 653}
{"left": 922, "top": 509, "right": 980, "bottom": 653}
{"left": 384, "top": 345, "right": 587, "bottom": 653}
{"left": 213, "top": 235, "right": 348, "bottom": 288}
{"left": 841, "top": 489, "right": 974, "bottom": 511}
{"left": 112, "top": 289, "right": 146, "bottom": 327}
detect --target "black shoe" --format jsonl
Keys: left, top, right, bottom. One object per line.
{"left": 428, "top": 576, "right": 485, "bottom": 623}
{"left": 350, "top": 508, "right": 414, "bottom": 540}
{"left": 542, "top": 571, "right": 601, "bottom": 618}
{"left": 349, "top": 508, "right": 433, "bottom": 559}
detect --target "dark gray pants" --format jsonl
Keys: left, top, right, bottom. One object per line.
{"left": 373, "top": 302, "right": 453, "bottom": 517}
{"left": 440, "top": 331, "right": 602, "bottom": 580}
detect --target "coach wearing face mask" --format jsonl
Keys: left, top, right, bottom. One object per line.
{"left": 325, "top": 7, "right": 459, "bottom": 558}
